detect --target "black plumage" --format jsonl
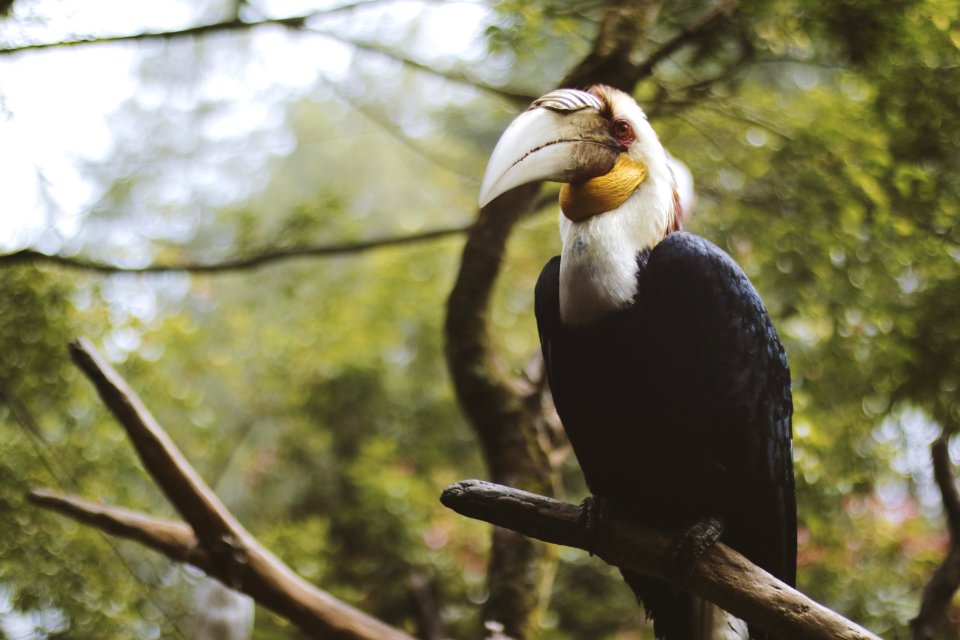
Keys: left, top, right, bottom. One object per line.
{"left": 535, "top": 231, "right": 796, "bottom": 640}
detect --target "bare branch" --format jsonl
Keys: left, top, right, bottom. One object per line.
{"left": 911, "top": 431, "right": 960, "bottom": 640}
{"left": 0, "top": 15, "right": 310, "bottom": 56}
{"left": 0, "top": 1, "right": 483, "bottom": 56}
{"left": 28, "top": 490, "right": 202, "bottom": 564}
{"left": 441, "top": 480, "right": 882, "bottom": 640}
{"left": 0, "top": 224, "right": 471, "bottom": 275}
{"left": 69, "top": 338, "right": 245, "bottom": 548}
{"left": 934, "top": 432, "right": 960, "bottom": 534}
{"left": 29, "top": 489, "right": 414, "bottom": 640}
{"left": 311, "top": 29, "right": 537, "bottom": 105}
{"left": 35, "top": 339, "right": 415, "bottom": 640}
{"left": 325, "top": 79, "right": 480, "bottom": 180}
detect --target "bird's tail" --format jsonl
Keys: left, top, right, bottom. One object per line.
{"left": 692, "top": 599, "right": 749, "bottom": 640}
{"left": 621, "top": 570, "right": 750, "bottom": 640}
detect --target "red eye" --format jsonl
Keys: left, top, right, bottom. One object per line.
{"left": 612, "top": 118, "right": 635, "bottom": 144}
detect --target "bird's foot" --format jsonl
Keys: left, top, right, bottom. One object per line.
{"left": 577, "top": 495, "right": 610, "bottom": 555}
{"left": 666, "top": 516, "right": 724, "bottom": 588}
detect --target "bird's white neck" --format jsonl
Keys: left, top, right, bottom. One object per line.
{"left": 558, "top": 179, "right": 674, "bottom": 327}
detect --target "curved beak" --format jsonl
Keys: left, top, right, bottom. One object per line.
{"left": 478, "top": 106, "right": 620, "bottom": 208}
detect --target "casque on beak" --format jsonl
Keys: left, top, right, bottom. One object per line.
{"left": 478, "top": 97, "right": 622, "bottom": 209}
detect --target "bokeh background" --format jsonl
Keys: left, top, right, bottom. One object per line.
{"left": 2, "top": 0, "right": 960, "bottom": 637}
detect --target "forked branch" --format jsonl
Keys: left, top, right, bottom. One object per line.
{"left": 30, "top": 339, "right": 413, "bottom": 640}
{"left": 441, "top": 479, "right": 881, "bottom": 640}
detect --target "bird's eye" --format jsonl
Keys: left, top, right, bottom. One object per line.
{"left": 612, "top": 118, "right": 635, "bottom": 144}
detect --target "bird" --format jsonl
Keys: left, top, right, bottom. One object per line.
{"left": 478, "top": 85, "right": 796, "bottom": 640}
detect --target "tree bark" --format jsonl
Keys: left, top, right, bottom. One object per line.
{"left": 911, "top": 430, "right": 960, "bottom": 640}
{"left": 445, "top": 184, "right": 558, "bottom": 639}
{"left": 442, "top": 480, "right": 882, "bottom": 640}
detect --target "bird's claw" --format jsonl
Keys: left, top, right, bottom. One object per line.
{"left": 666, "top": 516, "right": 724, "bottom": 588}
{"left": 577, "top": 495, "right": 610, "bottom": 555}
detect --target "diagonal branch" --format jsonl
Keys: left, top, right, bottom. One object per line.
{"left": 0, "top": 224, "right": 471, "bottom": 275}
{"left": 43, "top": 338, "right": 415, "bottom": 640}
{"left": 441, "top": 480, "right": 882, "bottom": 640}
{"left": 69, "top": 338, "right": 246, "bottom": 548}
{"left": 28, "top": 490, "right": 202, "bottom": 564}
{"left": 562, "top": 0, "right": 739, "bottom": 90}
{"left": 325, "top": 78, "right": 480, "bottom": 180}
{"left": 311, "top": 29, "right": 537, "bottom": 104}
{"left": 911, "top": 430, "right": 960, "bottom": 640}
{"left": 628, "top": 0, "right": 739, "bottom": 84}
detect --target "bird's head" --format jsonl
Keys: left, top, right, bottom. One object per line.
{"left": 479, "top": 85, "right": 682, "bottom": 235}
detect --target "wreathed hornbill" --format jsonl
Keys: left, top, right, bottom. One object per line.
{"left": 479, "top": 85, "right": 796, "bottom": 640}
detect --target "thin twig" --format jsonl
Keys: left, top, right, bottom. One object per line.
{"left": 0, "top": 224, "right": 471, "bottom": 275}
{"left": 0, "top": 15, "right": 310, "bottom": 55}
{"left": 630, "top": 0, "right": 739, "bottom": 83}
{"left": 29, "top": 490, "right": 202, "bottom": 563}
{"left": 0, "top": 0, "right": 481, "bottom": 55}
{"left": 324, "top": 78, "right": 479, "bottom": 180}
{"left": 309, "top": 29, "right": 537, "bottom": 105}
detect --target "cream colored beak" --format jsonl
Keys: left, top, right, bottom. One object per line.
{"left": 478, "top": 105, "right": 621, "bottom": 208}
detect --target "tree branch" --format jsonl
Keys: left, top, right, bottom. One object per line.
{"left": 561, "top": 0, "right": 739, "bottom": 90}
{"left": 441, "top": 480, "right": 882, "bottom": 640}
{"left": 69, "top": 338, "right": 250, "bottom": 548}
{"left": 444, "top": 183, "right": 557, "bottom": 639}
{"left": 0, "top": 1, "right": 479, "bottom": 55}
{"left": 629, "top": 0, "right": 739, "bottom": 84}
{"left": 33, "top": 339, "right": 415, "bottom": 640}
{"left": 0, "top": 224, "right": 471, "bottom": 275}
{"left": 0, "top": 15, "right": 311, "bottom": 56}
{"left": 325, "top": 79, "right": 480, "bottom": 180}
{"left": 310, "top": 29, "right": 537, "bottom": 104}
{"left": 28, "top": 490, "right": 203, "bottom": 564}
{"left": 911, "top": 430, "right": 960, "bottom": 640}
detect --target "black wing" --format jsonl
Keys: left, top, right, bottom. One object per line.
{"left": 642, "top": 232, "right": 795, "bottom": 583}
{"left": 535, "top": 232, "right": 795, "bottom": 637}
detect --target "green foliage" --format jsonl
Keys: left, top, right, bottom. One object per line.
{"left": 0, "top": 267, "right": 193, "bottom": 637}
{"left": 3, "top": 0, "right": 960, "bottom": 637}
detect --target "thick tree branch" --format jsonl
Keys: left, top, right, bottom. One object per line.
{"left": 36, "top": 339, "right": 414, "bottom": 640}
{"left": 0, "top": 224, "right": 471, "bottom": 274}
{"left": 441, "top": 480, "right": 881, "bottom": 640}
{"left": 444, "top": 183, "right": 556, "bottom": 639}
{"left": 69, "top": 338, "right": 248, "bottom": 548}
{"left": 911, "top": 431, "right": 960, "bottom": 640}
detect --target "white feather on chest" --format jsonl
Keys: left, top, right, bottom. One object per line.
{"left": 558, "top": 182, "right": 673, "bottom": 327}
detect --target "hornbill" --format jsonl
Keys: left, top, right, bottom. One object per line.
{"left": 478, "top": 86, "right": 796, "bottom": 639}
